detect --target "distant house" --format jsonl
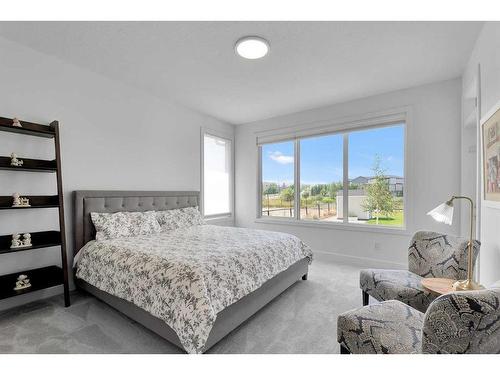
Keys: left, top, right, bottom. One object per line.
{"left": 350, "top": 176, "right": 370, "bottom": 185}
{"left": 349, "top": 175, "right": 404, "bottom": 197}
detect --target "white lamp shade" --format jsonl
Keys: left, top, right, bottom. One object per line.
{"left": 427, "top": 202, "right": 454, "bottom": 225}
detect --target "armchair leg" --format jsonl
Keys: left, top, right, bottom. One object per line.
{"left": 302, "top": 273, "right": 308, "bottom": 281}
{"left": 362, "top": 290, "right": 369, "bottom": 306}
{"left": 340, "top": 345, "right": 350, "bottom": 354}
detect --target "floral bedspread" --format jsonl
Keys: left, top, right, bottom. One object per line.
{"left": 75, "top": 225, "right": 312, "bottom": 353}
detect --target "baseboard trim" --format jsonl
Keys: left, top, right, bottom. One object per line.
{"left": 313, "top": 250, "right": 406, "bottom": 269}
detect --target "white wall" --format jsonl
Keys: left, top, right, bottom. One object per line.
{"left": 235, "top": 79, "right": 462, "bottom": 267}
{"left": 463, "top": 22, "right": 500, "bottom": 286}
{"left": 0, "top": 37, "right": 233, "bottom": 309}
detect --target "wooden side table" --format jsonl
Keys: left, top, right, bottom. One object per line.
{"left": 421, "top": 278, "right": 456, "bottom": 295}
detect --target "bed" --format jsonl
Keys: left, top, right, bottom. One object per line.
{"left": 73, "top": 190, "right": 312, "bottom": 353}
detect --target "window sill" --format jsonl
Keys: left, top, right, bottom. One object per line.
{"left": 205, "top": 215, "right": 234, "bottom": 226}
{"left": 254, "top": 217, "right": 410, "bottom": 236}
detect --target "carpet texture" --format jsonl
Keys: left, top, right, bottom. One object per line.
{"left": 0, "top": 259, "right": 361, "bottom": 354}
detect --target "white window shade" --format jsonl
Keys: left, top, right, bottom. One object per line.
{"left": 204, "top": 134, "right": 231, "bottom": 216}
{"left": 255, "top": 113, "right": 407, "bottom": 145}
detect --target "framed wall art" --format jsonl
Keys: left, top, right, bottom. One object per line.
{"left": 482, "top": 99, "right": 500, "bottom": 208}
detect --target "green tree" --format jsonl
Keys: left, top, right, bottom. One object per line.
{"left": 263, "top": 183, "right": 279, "bottom": 195}
{"left": 322, "top": 197, "right": 334, "bottom": 212}
{"left": 281, "top": 187, "right": 294, "bottom": 202}
{"left": 280, "top": 187, "right": 294, "bottom": 217}
{"left": 327, "top": 182, "right": 342, "bottom": 198}
{"left": 310, "top": 184, "right": 328, "bottom": 197}
{"left": 349, "top": 182, "right": 360, "bottom": 190}
{"left": 312, "top": 194, "right": 323, "bottom": 204}
{"left": 301, "top": 188, "right": 311, "bottom": 216}
{"left": 312, "top": 194, "right": 323, "bottom": 217}
{"left": 393, "top": 197, "right": 403, "bottom": 211}
{"left": 361, "top": 156, "right": 395, "bottom": 224}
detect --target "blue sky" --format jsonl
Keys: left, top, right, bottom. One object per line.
{"left": 262, "top": 124, "right": 404, "bottom": 185}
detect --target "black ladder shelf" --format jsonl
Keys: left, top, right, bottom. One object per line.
{"left": 0, "top": 116, "right": 70, "bottom": 307}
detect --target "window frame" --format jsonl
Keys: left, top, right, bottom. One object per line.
{"left": 256, "top": 107, "right": 411, "bottom": 234}
{"left": 259, "top": 140, "right": 298, "bottom": 220}
{"left": 201, "top": 128, "right": 234, "bottom": 220}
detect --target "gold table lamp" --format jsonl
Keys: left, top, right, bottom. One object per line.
{"left": 427, "top": 196, "right": 483, "bottom": 291}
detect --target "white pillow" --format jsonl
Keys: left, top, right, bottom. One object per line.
{"left": 155, "top": 206, "right": 204, "bottom": 232}
{"left": 91, "top": 211, "right": 161, "bottom": 241}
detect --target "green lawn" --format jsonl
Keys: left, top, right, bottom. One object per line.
{"left": 366, "top": 211, "right": 404, "bottom": 227}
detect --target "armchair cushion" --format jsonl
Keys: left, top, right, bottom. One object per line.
{"left": 360, "top": 269, "right": 436, "bottom": 312}
{"left": 422, "top": 288, "right": 500, "bottom": 354}
{"left": 408, "top": 231, "right": 480, "bottom": 279}
{"left": 337, "top": 300, "right": 424, "bottom": 354}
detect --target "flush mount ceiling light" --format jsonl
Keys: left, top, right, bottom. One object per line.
{"left": 235, "top": 36, "right": 269, "bottom": 59}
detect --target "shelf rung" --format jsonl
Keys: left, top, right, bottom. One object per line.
{"left": 0, "top": 117, "right": 55, "bottom": 138}
{"left": 0, "top": 156, "right": 57, "bottom": 172}
{"left": 0, "top": 266, "right": 63, "bottom": 300}
{"left": 0, "top": 195, "right": 59, "bottom": 210}
{"left": 0, "top": 231, "right": 61, "bottom": 254}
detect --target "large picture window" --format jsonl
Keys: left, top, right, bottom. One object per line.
{"left": 203, "top": 133, "right": 232, "bottom": 217}
{"left": 300, "top": 134, "right": 343, "bottom": 222}
{"left": 258, "top": 122, "right": 405, "bottom": 228}
{"left": 347, "top": 125, "right": 405, "bottom": 227}
{"left": 261, "top": 141, "right": 295, "bottom": 218}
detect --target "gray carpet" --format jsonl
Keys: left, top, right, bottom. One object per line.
{"left": 0, "top": 259, "right": 361, "bottom": 354}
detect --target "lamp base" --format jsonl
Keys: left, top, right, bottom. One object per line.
{"left": 452, "top": 279, "right": 484, "bottom": 291}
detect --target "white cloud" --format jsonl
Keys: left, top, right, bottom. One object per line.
{"left": 269, "top": 151, "right": 294, "bottom": 165}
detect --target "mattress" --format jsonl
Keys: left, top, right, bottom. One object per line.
{"left": 75, "top": 224, "right": 312, "bottom": 353}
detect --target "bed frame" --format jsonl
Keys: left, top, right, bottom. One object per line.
{"left": 73, "top": 190, "right": 309, "bottom": 353}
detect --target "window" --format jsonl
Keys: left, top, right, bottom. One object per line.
{"left": 203, "top": 133, "right": 232, "bottom": 217}
{"left": 258, "top": 122, "right": 406, "bottom": 229}
{"left": 348, "top": 125, "right": 405, "bottom": 227}
{"left": 300, "top": 134, "right": 343, "bottom": 222}
{"left": 261, "top": 141, "right": 295, "bottom": 218}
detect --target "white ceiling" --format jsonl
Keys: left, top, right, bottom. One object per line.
{"left": 0, "top": 22, "right": 483, "bottom": 124}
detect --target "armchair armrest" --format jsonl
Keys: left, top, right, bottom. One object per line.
{"left": 422, "top": 289, "right": 500, "bottom": 354}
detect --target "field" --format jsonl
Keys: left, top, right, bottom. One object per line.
{"left": 261, "top": 195, "right": 404, "bottom": 227}
{"left": 261, "top": 197, "right": 337, "bottom": 219}
{"left": 365, "top": 211, "right": 404, "bottom": 226}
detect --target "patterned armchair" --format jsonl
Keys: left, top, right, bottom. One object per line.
{"left": 337, "top": 285, "right": 500, "bottom": 354}
{"left": 359, "top": 231, "right": 480, "bottom": 312}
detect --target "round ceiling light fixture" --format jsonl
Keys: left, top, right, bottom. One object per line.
{"left": 235, "top": 36, "right": 270, "bottom": 59}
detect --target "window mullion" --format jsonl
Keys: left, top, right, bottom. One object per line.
{"left": 257, "top": 145, "right": 263, "bottom": 219}
{"left": 294, "top": 139, "right": 300, "bottom": 220}
{"left": 343, "top": 133, "right": 349, "bottom": 224}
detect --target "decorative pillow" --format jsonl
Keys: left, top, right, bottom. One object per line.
{"left": 155, "top": 206, "right": 204, "bottom": 232}
{"left": 181, "top": 206, "right": 205, "bottom": 225}
{"left": 91, "top": 211, "right": 161, "bottom": 241}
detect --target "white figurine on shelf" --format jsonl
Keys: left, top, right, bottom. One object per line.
{"left": 12, "top": 192, "right": 21, "bottom": 206}
{"left": 12, "top": 117, "right": 22, "bottom": 128}
{"left": 10, "top": 152, "right": 23, "bottom": 167}
{"left": 10, "top": 233, "right": 23, "bottom": 248}
{"left": 19, "top": 197, "right": 30, "bottom": 207}
{"left": 22, "top": 233, "right": 32, "bottom": 247}
{"left": 14, "top": 275, "right": 31, "bottom": 291}
{"left": 11, "top": 193, "right": 30, "bottom": 207}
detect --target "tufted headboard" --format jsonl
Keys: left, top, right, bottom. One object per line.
{"left": 73, "top": 190, "right": 199, "bottom": 254}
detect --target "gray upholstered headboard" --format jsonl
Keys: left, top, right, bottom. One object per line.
{"left": 73, "top": 190, "right": 200, "bottom": 254}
